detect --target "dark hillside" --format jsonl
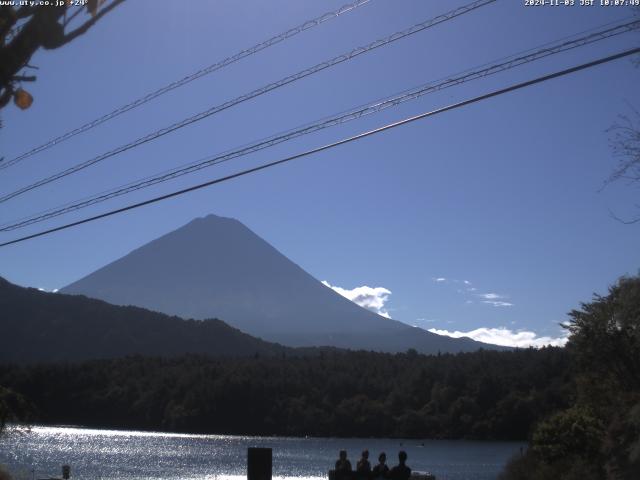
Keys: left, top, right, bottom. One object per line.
{"left": 0, "top": 276, "right": 289, "bottom": 362}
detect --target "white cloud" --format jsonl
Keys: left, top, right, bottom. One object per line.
{"left": 428, "top": 327, "right": 568, "bottom": 348}
{"left": 482, "top": 300, "right": 514, "bottom": 307}
{"left": 322, "top": 281, "right": 392, "bottom": 318}
{"left": 37, "top": 287, "right": 59, "bottom": 293}
{"left": 475, "top": 292, "right": 513, "bottom": 307}
{"left": 479, "top": 293, "right": 503, "bottom": 300}
{"left": 413, "top": 318, "right": 437, "bottom": 327}
{"left": 430, "top": 277, "right": 516, "bottom": 307}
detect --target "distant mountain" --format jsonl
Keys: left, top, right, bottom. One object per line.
{"left": 0, "top": 276, "right": 289, "bottom": 363}
{"left": 62, "top": 214, "right": 502, "bottom": 354}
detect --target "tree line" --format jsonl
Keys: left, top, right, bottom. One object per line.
{"left": 0, "top": 346, "right": 571, "bottom": 441}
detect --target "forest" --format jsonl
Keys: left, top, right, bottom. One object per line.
{"left": 0, "top": 347, "right": 570, "bottom": 440}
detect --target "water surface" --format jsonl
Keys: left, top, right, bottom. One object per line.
{"left": 0, "top": 426, "right": 523, "bottom": 480}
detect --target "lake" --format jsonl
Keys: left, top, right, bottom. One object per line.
{"left": 0, "top": 426, "right": 524, "bottom": 480}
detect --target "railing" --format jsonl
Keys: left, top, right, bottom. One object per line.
{"left": 328, "top": 470, "right": 436, "bottom": 480}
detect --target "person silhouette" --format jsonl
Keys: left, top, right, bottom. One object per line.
{"left": 335, "top": 450, "right": 353, "bottom": 480}
{"left": 389, "top": 451, "right": 411, "bottom": 480}
{"left": 371, "top": 452, "right": 389, "bottom": 479}
{"left": 356, "top": 449, "right": 371, "bottom": 479}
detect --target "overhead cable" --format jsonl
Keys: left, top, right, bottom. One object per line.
{"left": 0, "top": 0, "right": 373, "bottom": 171}
{"left": 1, "top": 47, "right": 637, "bottom": 248}
{"left": 0, "top": 0, "right": 496, "bottom": 204}
{"left": 1, "top": 18, "right": 637, "bottom": 232}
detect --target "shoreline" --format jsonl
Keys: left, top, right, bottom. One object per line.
{"left": 3, "top": 424, "right": 529, "bottom": 445}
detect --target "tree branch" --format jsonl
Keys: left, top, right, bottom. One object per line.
{"left": 0, "top": 7, "right": 18, "bottom": 45}
{"left": 46, "top": 0, "right": 125, "bottom": 49}
{"left": 0, "top": 85, "right": 13, "bottom": 109}
{"left": 63, "top": 6, "right": 83, "bottom": 28}
{"left": 0, "top": 1, "right": 124, "bottom": 114}
{"left": 606, "top": 106, "right": 640, "bottom": 186}
{"left": 607, "top": 207, "right": 640, "bottom": 225}
{"left": 12, "top": 75, "right": 36, "bottom": 82}
{"left": 14, "top": 6, "right": 37, "bottom": 19}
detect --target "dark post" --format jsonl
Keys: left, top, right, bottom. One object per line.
{"left": 247, "top": 447, "right": 272, "bottom": 480}
{"left": 61, "top": 465, "right": 70, "bottom": 480}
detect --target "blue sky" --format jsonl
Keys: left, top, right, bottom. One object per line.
{"left": 1, "top": 0, "right": 638, "bottom": 347}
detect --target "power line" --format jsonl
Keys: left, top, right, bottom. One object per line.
{"left": 0, "top": 0, "right": 496, "bottom": 205}
{"left": 0, "top": 0, "right": 373, "bottom": 171}
{"left": 1, "top": 18, "right": 637, "bottom": 233}
{"left": 1, "top": 47, "right": 637, "bottom": 249}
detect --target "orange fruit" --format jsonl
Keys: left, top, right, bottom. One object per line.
{"left": 14, "top": 88, "right": 33, "bottom": 110}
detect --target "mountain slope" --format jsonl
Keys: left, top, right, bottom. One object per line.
{"left": 61, "top": 214, "right": 500, "bottom": 353}
{"left": 0, "top": 276, "right": 289, "bottom": 363}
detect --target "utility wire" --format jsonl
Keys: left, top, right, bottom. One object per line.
{"left": 1, "top": 47, "right": 637, "bottom": 249}
{"left": 1, "top": 18, "right": 637, "bottom": 233}
{"left": 0, "top": 0, "right": 373, "bottom": 171}
{"left": 0, "top": 0, "right": 496, "bottom": 205}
